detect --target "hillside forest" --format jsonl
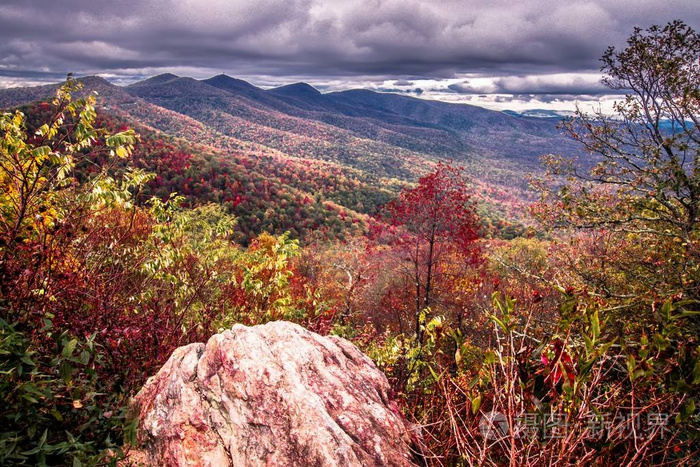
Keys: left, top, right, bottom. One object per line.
{"left": 0, "top": 21, "right": 699, "bottom": 466}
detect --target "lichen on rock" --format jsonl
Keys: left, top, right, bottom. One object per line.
{"left": 133, "top": 321, "right": 420, "bottom": 466}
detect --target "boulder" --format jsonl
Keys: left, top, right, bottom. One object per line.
{"left": 132, "top": 321, "right": 420, "bottom": 466}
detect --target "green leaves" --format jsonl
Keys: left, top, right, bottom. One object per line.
{"left": 105, "top": 131, "right": 138, "bottom": 159}
{"left": 235, "top": 232, "right": 301, "bottom": 323}
{"left": 62, "top": 338, "right": 78, "bottom": 358}
{"left": 589, "top": 309, "right": 600, "bottom": 341}
{"left": 677, "top": 398, "right": 696, "bottom": 423}
{"left": 470, "top": 395, "right": 482, "bottom": 414}
{"left": 0, "top": 317, "right": 128, "bottom": 465}
{"left": 489, "top": 291, "right": 516, "bottom": 333}
{"left": 30, "top": 145, "right": 51, "bottom": 159}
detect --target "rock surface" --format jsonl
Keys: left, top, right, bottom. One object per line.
{"left": 133, "top": 321, "right": 420, "bottom": 466}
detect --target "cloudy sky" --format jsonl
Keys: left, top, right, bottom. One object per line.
{"left": 1, "top": 0, "right": 698, "bottom": 112}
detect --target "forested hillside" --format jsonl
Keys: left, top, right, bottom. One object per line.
{"left": 0, "top": 66, "right": 579, "bottom": 240}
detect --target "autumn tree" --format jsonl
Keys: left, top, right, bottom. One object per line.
{"left": 383, "top": 163, "right": 481, "bottom": 341}
{"left": 536, "top": 20, "right": 700, "bottom": 310}
{"left": 532, "top": 22, "right": 700, "bottom": 448}
{"left": 0, "top": 76, "right": 140, "bottom": 311}
{"left": 0, "top": 77, "right": 142, "bottom": 465}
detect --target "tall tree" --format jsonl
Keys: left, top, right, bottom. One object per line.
{"left": 384, "top": 163, "right": 481, "bottom": 341}
{"left": 536, "top": 20, "right": 700, "bottom": 307}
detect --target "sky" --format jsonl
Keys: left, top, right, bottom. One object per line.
{"left": 1, "top": 0, "right": 698, "bottom": 113}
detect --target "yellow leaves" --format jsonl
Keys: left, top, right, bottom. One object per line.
{"left": 1, "top": 110, "right": 71, "bottom": 238}
{"left": 11, "top": 110, "right": 23, "bottom": 128}
{"left": 113, "top": 146, "right": 130, "bottom": 159}
{"left": 30, "top": 145, "right": 51, "bottom": 161}
{"left": 86, "top": 169, "right": 152, "bottom": 210}
{"left": 471, "top": 394, "right": 482, "bottom": 414}
{"left": 106, "top": 131, "right": 139, "bottom": 159}
{"left": 0, "top": 78, "right": 145, "bottom": 252}
{"left": 35, "top": 123, "right": 50, "bottom": 138}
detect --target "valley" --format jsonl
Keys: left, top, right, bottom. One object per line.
{"left": 0, "top": 73, "right": 578, "bottom": 241}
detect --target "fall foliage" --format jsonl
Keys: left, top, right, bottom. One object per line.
{"left": 1, "top": 20, "right": 699, "bottom": 467}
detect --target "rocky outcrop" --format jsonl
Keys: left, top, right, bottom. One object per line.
{"left": 132, "top": 321, "right": 420, "bottom": 466}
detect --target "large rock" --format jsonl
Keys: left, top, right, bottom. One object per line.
{"left": 132, "top": 321, "right": 420, "bottom": 466}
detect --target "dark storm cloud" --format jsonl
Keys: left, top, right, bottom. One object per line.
{"left": 447, "top": 75, "right": 618, "bottom": 95}
{"left": 448, "top": 83, "right": 484, "bottom": 94}
{"left": 1, "top": 0, "right": 699, "bottom": 94}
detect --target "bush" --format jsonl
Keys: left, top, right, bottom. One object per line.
{"left": 0, "top": 316, "right": 135, "bottom": 466}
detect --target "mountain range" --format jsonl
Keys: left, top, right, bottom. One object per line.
{"left": 0, "top": 74, "right": 582, "bottom": 240}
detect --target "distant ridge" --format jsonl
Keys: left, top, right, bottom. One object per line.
{"left": 0, "top": 72, "right": 583, "bottom": 184}
{"left": 127, "top": 75, "right": 229, "bottom": 99}
{"left": 127, "top": 73, "right": 181, "bottom": 87}
{"left": 503, "top": 109, "right": 574, "bottom": 120}
{"left": 0, "top": 72, "right": 585, "bottom": 240}
{"left": 0, "top": 72, "right": 581, "bottom": 169}
{"left": 269, "top": 82, "right": 322, "bottom": 98}
{"left": 0, "top": 75, "right": 128, "bottom": 109}
{"left": 202, "top": 74, "right": 259, "bottom": 94}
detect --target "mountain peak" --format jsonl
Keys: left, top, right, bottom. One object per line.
{"left": 206, "top": 73, "right": 239, "bottom": 82}
{"left": 128, "top": 73, "right": 181, "bottom": 88}
{"left": 126, "top": 74, "right": 230, "bottom": 99}
{"left": 269, "top": 82, "right": 321, "bottom": 98}
{"left": 77, "top": 75, "right": 112, "bottom": 86}
{"left": 202, "top": 74, "right": 258, "bottom": 92}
